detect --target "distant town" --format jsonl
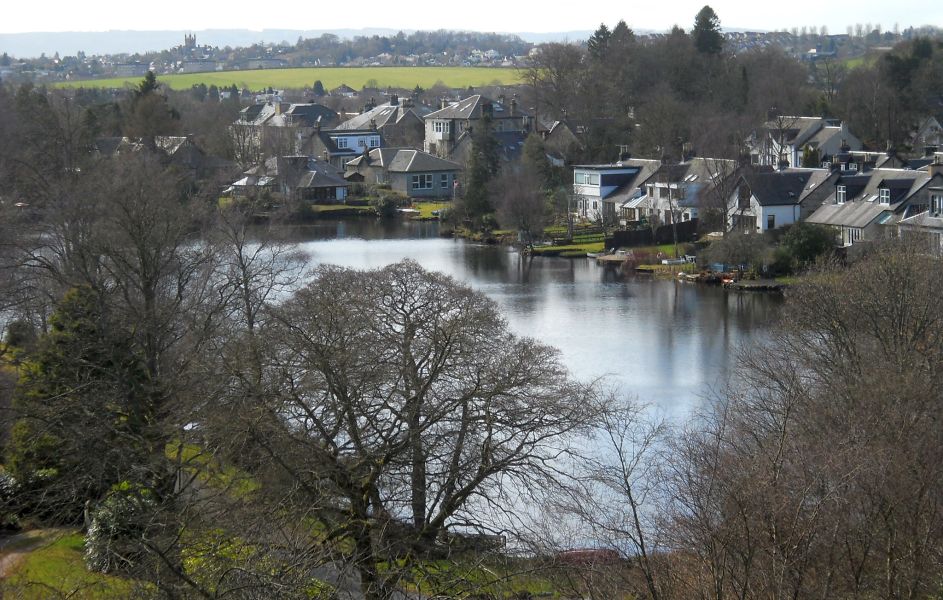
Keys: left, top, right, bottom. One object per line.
{"left": 1, "top": 23, "right": 941, "bottom": 83}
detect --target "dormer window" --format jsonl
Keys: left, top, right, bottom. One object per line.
{"left": 335, "top": 137, "right": 348, "bottom": 149}
{"left": 836, "top": 185, "right": 846, "bottom": 204}
{"left": 879, "top": 188, "right": 890, "bottom": 204}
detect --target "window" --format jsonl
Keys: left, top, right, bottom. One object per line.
{"left": 767, "top": 214, "right": 775, "bottom": 230}
{"left": 335, "top": 137, "right": 348, "bottom": 149}
{"left": 411, "top": 174, "right": 433, "bottom": 189}
{"left": 440, "top": 174, "right": 449, "bottom": 188}
{"left": 738, "top": 185, "right": 751, "bottom": 209}
{"left": 932, "top": 194, "right": 943, "bottom": 214}
{"left": 836, "top": 185, "right": 846, "bottom": 204}
{"left": 434, "top": 121, "right": 450, "bottom": 134}
{"left": 369, "top": 136, "right": 380, "bottom": 147}
{"left": 574, "top": 172, "right": 599, "bottom": 185}
{"left": 358, "top": 139, "right": 366, "bottom": 147}
{"left": 879, "top": 188, "right": 890, "bottom": 204}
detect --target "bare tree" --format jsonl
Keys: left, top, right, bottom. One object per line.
{"left": 216, "top": 260, "right": 601, "bottom": 600}
{"left": 662, "top": 240, "right": 943, "bottom": 600}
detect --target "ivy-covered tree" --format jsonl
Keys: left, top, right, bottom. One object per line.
{"left": 461, "top": 114, "right": 500, "bottom": 224}
{"left": 7, "top": 286, "right": 148, "bottom": 521}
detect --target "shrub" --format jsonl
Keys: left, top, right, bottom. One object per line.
{"left": 371, "top": 194, "right": 399, "bottom": 218}
{"left": 85, "top": 482, "right": 158, "bottom": 574}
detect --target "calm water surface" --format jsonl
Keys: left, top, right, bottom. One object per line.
{"left": 280, "top": 219, "right": 783, "bottom": 417}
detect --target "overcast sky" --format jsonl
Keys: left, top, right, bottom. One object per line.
{"left": 2, "top": 0, "right": 941, "bottom": 34}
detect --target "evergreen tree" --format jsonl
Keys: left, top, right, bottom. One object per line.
{"left": 610, "top": 20, "right": 636, "bottom": 54}
{"left": 208, "top": 84, "right": 219, "bottom": 102}
{"left": 587, "top": 23, "right": 612, "bottom": 61}
{"left": 312, "top": 79, "right": 325, "bottom": 96}
{"left": 693, "top": 5, "right": 724, "bottom": 55}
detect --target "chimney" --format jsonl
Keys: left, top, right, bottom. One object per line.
{"left": 930, "top": 156, "right": 943, "bottom": 178}
{"left": 274, "top": 101, "right": 282, "bottom": 115}
{"left": 390, "top": 94, "right": 399, "bottom": 106}
{"left": 885, "top": 139, "right": 896, "bottom": 157}
{"left": 510, "top": 98, "right": 517, "bottom": 117}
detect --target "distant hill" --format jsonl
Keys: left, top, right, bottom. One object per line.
{"left": 0, "top": 28, "right": 610, "bottom": 58}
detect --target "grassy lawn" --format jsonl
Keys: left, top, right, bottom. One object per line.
{"left": 168, "top": 442, "right": 260, "bottom": 499}
{"left": 387, "top": 558, "right": 559, "bottom": 599}
{"left": 531, "top": 241, "right": 605, "bottom": 257}
{"left": 3, "top": 531, "right": 139, "bottom": 599}
{"left": 56, "top": 66, "right": 522, "bottom": 91}
{"left": 408, "top": 201, "right": 450, "bottom": 219}
{"left": 310, "top": 204, "right": 375, "bottom": 214}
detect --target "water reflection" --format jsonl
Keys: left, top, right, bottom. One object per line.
{"left": 277, "top": 219, "right": 782, "bottom": 417}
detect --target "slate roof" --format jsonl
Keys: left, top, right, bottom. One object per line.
{"left": 744, "top": 169, "right": 831, "bottom": 206}
{"left": 763, "top": 116, "right": 835, "bottom": 146}
{"left": 336, "top": 102, "right": 432, "bottom": 131}
{"left": 807, "top": 169, "right": 935, "bottom": 228}
{"left": 347, "top": 148, "right": 460, "bottom": 173}
{"left": 425, "top": 94, "right": 530, "bottom": 121}
{"left": 250, "top": 156, "right": 346, "bottom": 187}
{"left": 313, "top": 130, "right": 383, "bottom": 155}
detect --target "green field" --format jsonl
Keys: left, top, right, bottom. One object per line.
{"left": 57, "top": 66, "right": 523, "bottom": 91}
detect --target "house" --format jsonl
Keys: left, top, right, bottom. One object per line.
{"left": 540, "top": 119, "right": 581, "bottom": 164}
{"left": 896, "top": 160, "right": 943, "bottom": 252}
{"left": 748, "top": 116, "right": 863, "bottom": 168}
{"left": 93, "top": 135, "right": 236, "bottom": 182}
{"left": 571, "top": 160, "right": 661, "bottom": 223}
{"left": 334, "top": 95, "right": 430, "bottom": 149}
{"left": 727, "top": 168, "right": 838, "bottom": 233}
{"left": 114, "top": 62, "right": 148, "bottom": 77}
{"left": 621, "top": 157, "right": 740, "bottom": 226}
{"left": 807, "top": 165, "right": 943, "bottom": 246}
{"left": 303, "top": 128, "right": 383, "bottom": 170}
{"left": 231, "top": 102, "right": 339, "bottom": 163}
{"left": 180, "top": 59, "right": 219, "bottom": 73}
{"left": 345, "top": 148, "right": 461, "bottom": 199}
{"left": 245, "top": 58, "right": 288, "bottom": 69}
{"left": 910, "top": 117, "right": 943, "bottom": 155}
{"left": 423, "top": 95, "right": 533, "bottom": 160}
{"left": 331, "top": 84, "right": 358, "bottom": 97}
{"left": 226, "top": 156, "right": 348, "bottom": 203}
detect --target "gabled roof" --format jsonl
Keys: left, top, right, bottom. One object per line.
{"left": 335, "top": 101, "right": 430, "bottom": 130}
{"left": 762, "top": 116, "right": 836, "bottom": 146}
{"left": 808, "top": 169, "right": 937, "bottom": 228}
{"left": 743, "top": 169, "right": 833, "bottom": 206}
{"left": 246, "top": 155, "right": 347, "bottom": 189}
{"left": 425, "top": 94, "right": 530, "bottom": 121}
{"left": 347, "top": 147, "right": 460, "bottom": 173}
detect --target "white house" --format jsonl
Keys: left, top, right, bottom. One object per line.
{"left": 808, "top": 165, "right": 943, "bottom": 246}
{"left": 572, "top": 161, "right": 659, "bottom": 222}
{"left": 727, "top": 168, "right": 837, "bottom": 233}
{"left": 748, "top": 116, "right": 863, "bottom": 168}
